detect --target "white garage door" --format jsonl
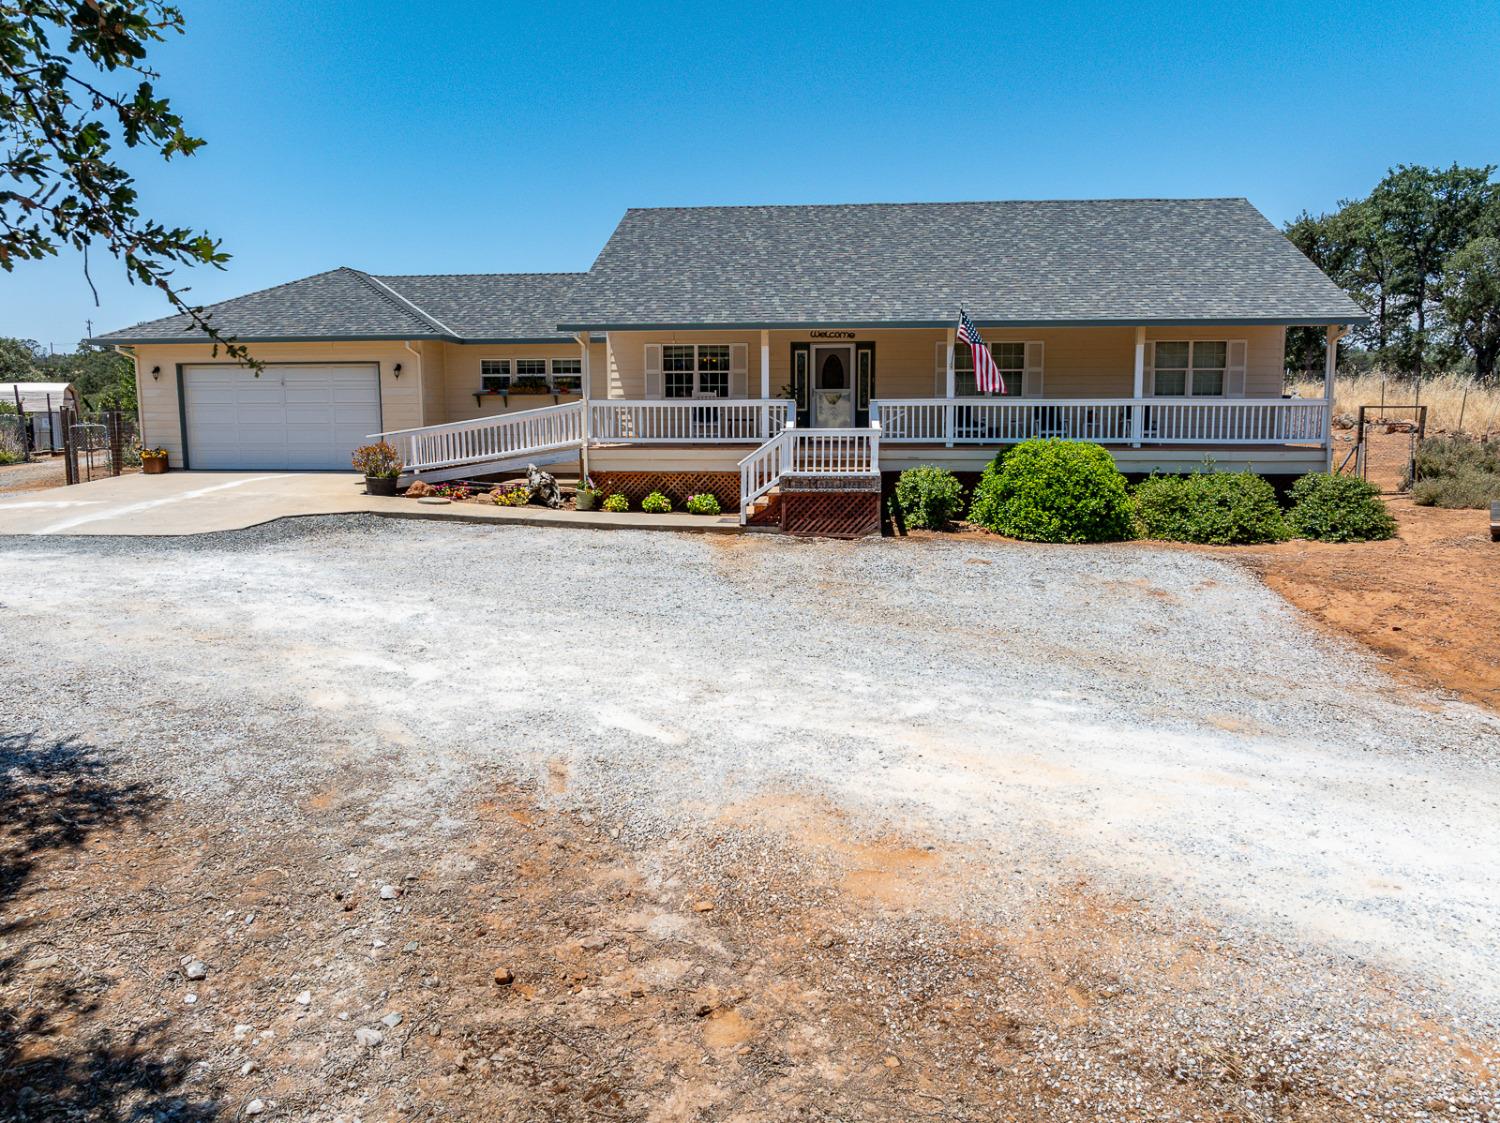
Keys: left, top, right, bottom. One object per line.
{"left": 183, "top": 364, "right": 381, "bottom": 470}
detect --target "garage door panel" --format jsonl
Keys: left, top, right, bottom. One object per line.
{"left": 183, "top": 364, "right": 380, "bottom": 470}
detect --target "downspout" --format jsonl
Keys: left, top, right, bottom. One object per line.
{"left": 113, "top": 346, "right": 142, "bottom": 446}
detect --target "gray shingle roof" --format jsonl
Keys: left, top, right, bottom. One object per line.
{"left": 372, "top": 273, "right": 579, "bottom": 341}
{"left": 557, "top": 199, "right": 1365, "bottom": 329}
{"left": 95, "top": 268, "right": 581, "bottom": 344}
{"left": 94, "top": 267, "right": 444, "bottom": 343}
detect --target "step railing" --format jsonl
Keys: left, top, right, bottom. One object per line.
{"left": 738, "top": 425, "right": 881, "bottom": 524}
{"left": 874, "top": 397, "right": 1328, "bottom": 446}
{"left": 591, "top": 399, "right": 794, "bottom": 444}
{"left": 784, "top": 427, "right": 880, "bottom": 473}
{"left": 371, "top": 399, "right": 585, "bottom": 474}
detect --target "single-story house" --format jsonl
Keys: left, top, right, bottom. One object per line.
{"left": 0, "top": 381, "right": 82, "bottom": 453}
{"left": 95, "top": 197, "right": 1364, "bottom": 523}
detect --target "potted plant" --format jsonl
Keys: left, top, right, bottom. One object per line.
{"left": 352, "top": 441, "right": 403, "bottom": 496}
{"left": 141, "top": 447, "right": 170, "bottom": 474}
{"left": 575, "top": 477, "right": 601, "bottom": 511}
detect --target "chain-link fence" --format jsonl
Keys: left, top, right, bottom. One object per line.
{"left": 1346, "top": 404, "right": 1428, "bottom": 493}
{"left": 0, "top": 414, "right": 27, "bottom": 466}
{"left": 60, "top": 408, "right": 139, "bottom": 484}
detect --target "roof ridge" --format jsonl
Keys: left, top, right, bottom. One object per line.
{"left": 348, "top": 268, "right": 457, "bottom": 337}
{"left": 373, "top": 271, "right": 585, "bottom": 280}
{"left": 625, "top": 197, "right": 1250, "bottom": 213}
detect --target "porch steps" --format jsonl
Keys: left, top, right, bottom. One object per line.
{"left": 744, "top": 486, "right": 781, "bottom": 524}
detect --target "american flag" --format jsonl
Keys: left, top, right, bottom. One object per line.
{"left": 957, "top": 309, "right": 1006, "bottom": 394}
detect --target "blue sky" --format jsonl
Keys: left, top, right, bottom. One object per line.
{"left": 3, "top": 0, "right": 1497, "bottom": 350}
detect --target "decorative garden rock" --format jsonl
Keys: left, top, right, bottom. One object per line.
{"left": 527, "top": 465, "right": 562, "bottom": 508}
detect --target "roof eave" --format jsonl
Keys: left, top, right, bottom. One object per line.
{"left": 557, "top": 314, "right": 1370, "bottom": 332}
{"left": 88, "top": 332, "right": 451, "bottom": 346}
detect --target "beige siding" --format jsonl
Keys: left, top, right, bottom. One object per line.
{"left": 435, "top": 341, "right": 594, "bottom": 424}
{"left": 419, "top": 340, "right": 446, "bottom": 424}
{"left": 127, "top": 340, "right": 422, "bottom": 465}
{"left": 602, "top": 326, "right": 1287, "bottom": 402}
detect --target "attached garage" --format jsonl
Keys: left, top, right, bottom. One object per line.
{"left": 182, "top": 364, "right": 381, "bottom": 470}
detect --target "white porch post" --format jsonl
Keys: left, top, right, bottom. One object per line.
{"left": 944, "top": 327, "right": 956, "bottom": 448}
{"left": 760, "top": 329, "right": 771, "bottom": 437}
{"left": 576, "top": 331, "right": 591, "bottom": 480}
{"left": 1131, "top": 326, "right": 1146, "bottom": 448}
{"left": 1323, "top": 325, "right": 1343, "bottom": 470}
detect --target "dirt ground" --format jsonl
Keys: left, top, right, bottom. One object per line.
{"left": 0, "top": 457, "right": 66, "bottom": 494}
{"left": 1234, "top": 499, "right": 1500, "bottom": 713}
{"left": 3, "top": 754, "right": 1496, "bottom": 1123}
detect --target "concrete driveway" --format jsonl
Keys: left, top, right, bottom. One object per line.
{"left": 0, "top": 470, "right": 739, "bottom": 535}
{"left": 0, "top": 471, "right": 385, "bottom": 535}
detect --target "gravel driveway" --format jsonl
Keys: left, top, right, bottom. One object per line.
{"left": 5, "top": 517, "right": 1497, "bottom": 1012}
{"left": 3, "top": 516, "right": 1499, "bottom": 1119}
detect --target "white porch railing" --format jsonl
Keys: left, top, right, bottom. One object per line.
{"left": 738, "top": 426, "right": 880, "bottom": 523}
{"left": 784, "top": 427, "right": 880, "bottom": 473}
{"left": 873, "top": 398, "right": 1327, "bottom": 446}
{"left": 591, "top": 399, "right": 794, "bottom": 444}
{"left": 373, "top": 399, "right": 585, "bottom": 474}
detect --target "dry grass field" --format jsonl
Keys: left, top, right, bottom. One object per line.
{"left": 1289, "top": 371, "right": 1500, "bottom": 434}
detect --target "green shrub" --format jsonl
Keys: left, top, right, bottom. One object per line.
{"left": 967, "top": 439, "right": 1134, "bottom": 543}
{"left": 602, "top": 493, "right": 629, "bottom": 513}
{"left": 894, "top": 465, "right": 964, "bottom": 529}
{"left": 1408, "top": 436, "right": 1500, "bottom": 509}
{"left": 685, "top": 492, "right": 721, "bottom": 516}
{"left": 1133, "top": 470, "right": 1287, "bottom": 545}
{"left": 351, "top": 440, "right": 403, "bottom": 478}
{"left": 1285, "top": 473, "right": 1397, "bottom": 542}
{"left": 640, "top": 491, "right": 671, "bottom": 513}
{"left": 1412, "top": 471, "right": 1500, "bottom": 509}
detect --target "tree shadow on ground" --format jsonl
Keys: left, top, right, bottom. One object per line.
{"left": 0, "top": 730, "right": 222, "bottom": 1121}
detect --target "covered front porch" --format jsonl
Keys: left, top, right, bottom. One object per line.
{"left": 372, "top": 322, "right": 1341, "bottom": 524}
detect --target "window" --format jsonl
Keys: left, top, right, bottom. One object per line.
{"left": 480, "top": 359, "right": 510, "bottom": 392}
{"left": 550, "top": 358, "right": 582, "bottom": 393}
{"left": 1154, "top": 341, "right": 1226, "bottom": 396}
{"left": 955, "top": 341, "right": 1025, "bottom": 396}
{"left": 662, "top": 344, "right": 730, "bottom": 398}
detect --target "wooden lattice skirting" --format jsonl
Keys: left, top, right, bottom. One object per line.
{"left": 589, "top": 471, "right": 741, "bottom": 512}
{"left": 780, "top": 491, "right": 882, "bottom": 538}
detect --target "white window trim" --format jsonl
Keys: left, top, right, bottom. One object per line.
{"left": 662, "top": 344, "right": 732, "bottom": 398}
{"left": 952, "top": 340, "right": 1031, "bottom": 397}
{"left": 1153, "top": 340, "right": 1228, "bottom": 398}
{"left": 480, "top": 357, "right": 582, "bottom": 393}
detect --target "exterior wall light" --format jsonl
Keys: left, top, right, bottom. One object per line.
{"left": 394, "top": 363, "right": 402, "bottom": 378}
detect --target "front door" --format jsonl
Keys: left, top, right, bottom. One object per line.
{"left": 812, "top": 345, "right": 853, "bottom": 428}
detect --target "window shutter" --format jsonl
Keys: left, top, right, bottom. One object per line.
{"left": 1225, "top": 339, "right": 1248, "bottom": 397}
{"left": 790, "top": 343, "right": 811, "bottom": 428}
{"left": 855, "top": 341, "right": 875, "bottom": 428}
{"left": 644, "top": 344, "right": 662, "bottom": 399}
{"left": 934, "top": 341, "right": 948, "bottom": 396}
{"left": 1144, "top": 342, "right": 1156, "bottom": 396}
{"left": 729, "top": 343, "right": 748, "bottom": 398}
{"left": 1022, "top": 342, "right": 1044, "bottom": 398}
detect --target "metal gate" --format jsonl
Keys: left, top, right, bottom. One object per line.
{"left": 1344, "top": 404, "right": 1428, "bottom": 493}
{"left": 60, "top": 408, "right": 138, "bottom": 485}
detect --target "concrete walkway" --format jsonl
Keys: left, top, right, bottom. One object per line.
{"left": 0, "top": 471, "right": 744, "bottom": 536}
